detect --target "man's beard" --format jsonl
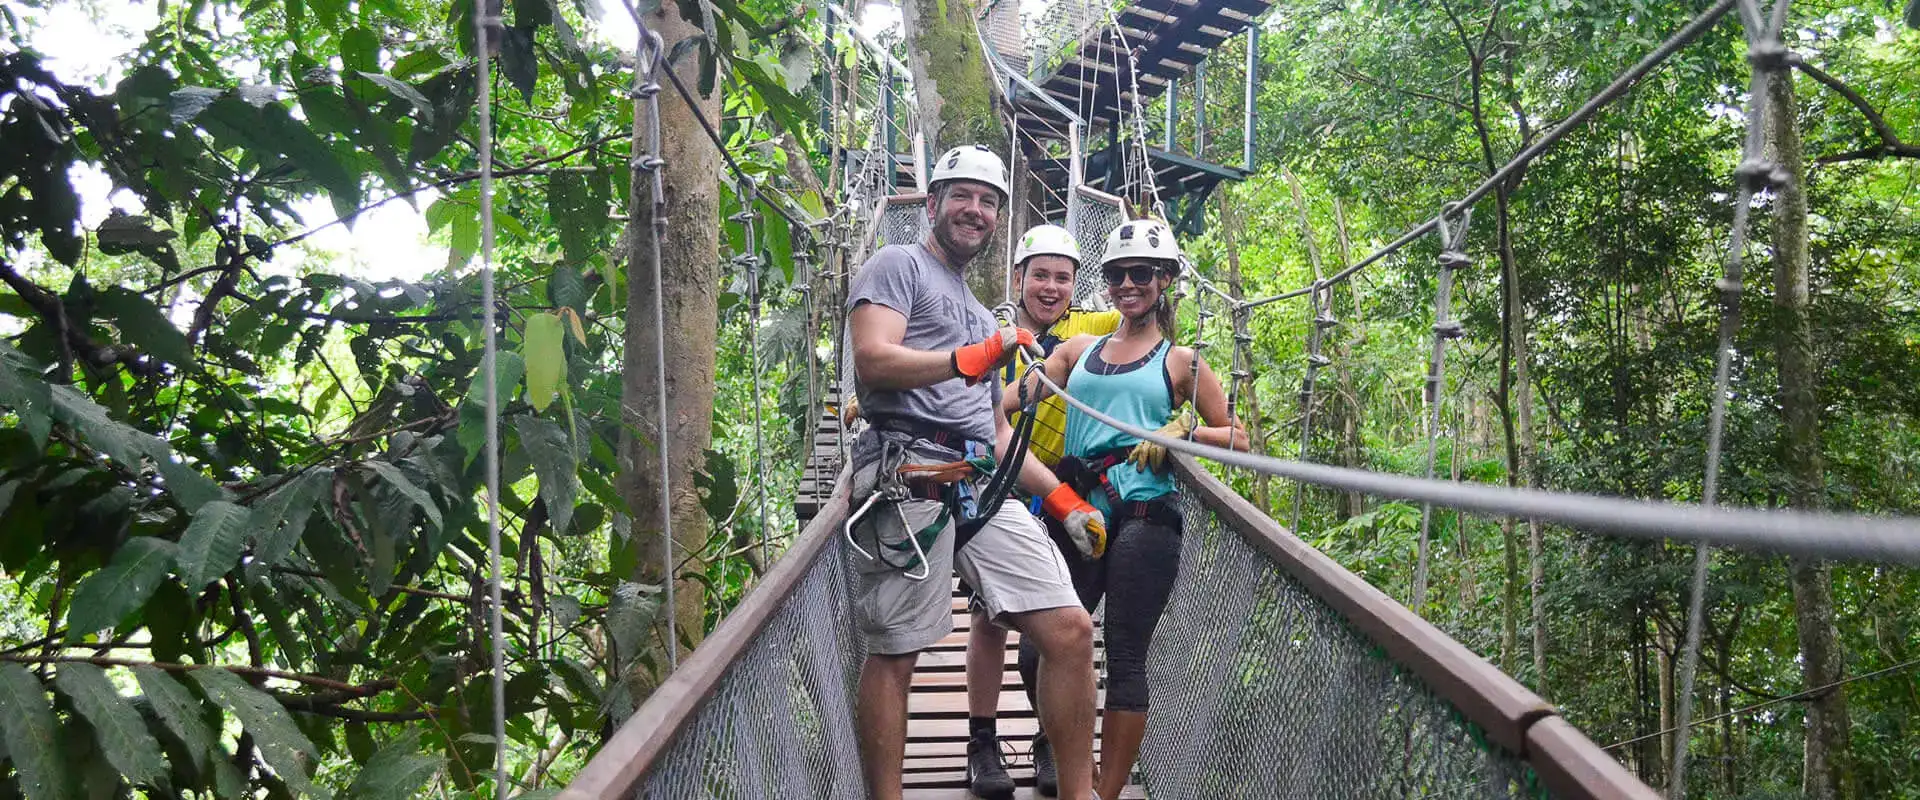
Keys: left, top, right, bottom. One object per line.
{"left": 932, "top": 211, "right": 989, "bottom": 264}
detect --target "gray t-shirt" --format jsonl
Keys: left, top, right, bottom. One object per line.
{"left": 846, "top": 242, "right": 1001, "bottom": 446}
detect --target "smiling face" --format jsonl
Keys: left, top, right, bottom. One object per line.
{"left": 928, "top": 180, "right": 1002, "bottom": 264}
{"left": 1019, "top": 254, "right": 1076, "bottom": 328}
{"left": 1102, "top": 257, "right": 1170, "bottom": 319}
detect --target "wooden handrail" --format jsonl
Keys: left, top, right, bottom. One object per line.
{"left": 1171, "top": 454, "right": 1658, "bottom": 800}
{"left": 559, "top": 466, "right": 854, "bottom": 800}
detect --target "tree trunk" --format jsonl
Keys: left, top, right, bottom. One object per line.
{"left": 1328, "top": 198, "right": 1366, "bottom": 520}
{"left": 900, "top": 0, "right": 1009, "bottom": 303}
{"left": 1769, "top": 73, "right": 1851, "bottom": 800}
{"left": 617, "top": 5, "right": 722, "bottom": 695}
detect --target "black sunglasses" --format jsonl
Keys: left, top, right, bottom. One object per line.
{"left": 1102, "top": 264, "right": 1162, "bottom": 287}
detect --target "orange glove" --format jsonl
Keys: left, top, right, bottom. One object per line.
{"left": 1042, "top": 484, "right": 1107, "bottom": 558}
{"left": 951, "top": 327, "right": 1037, "bottom": 384}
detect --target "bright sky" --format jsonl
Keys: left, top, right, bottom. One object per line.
{"left": 14, "top": 0, "right": 904, "bottom": 283}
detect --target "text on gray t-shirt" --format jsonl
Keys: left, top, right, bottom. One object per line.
{"left": 845, "top": 242, "right": 1001, "bottom": 445}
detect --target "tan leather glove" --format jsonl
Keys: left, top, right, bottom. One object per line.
{"left": 1042, "top": 484, "right": 1107, "bottom": 558}
{"left": 1127, "top": 408, "right": 1195, "bottom": 474}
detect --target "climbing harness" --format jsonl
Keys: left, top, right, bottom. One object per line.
{"left": 843, "top": 358, "right": 1045, "bottom": 579}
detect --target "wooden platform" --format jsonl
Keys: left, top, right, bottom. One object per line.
{"left": 902, "top": 580, "right": 1142, "bottom": 799}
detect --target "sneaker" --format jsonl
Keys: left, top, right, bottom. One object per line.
{"left": 1033, "top": 731, "right": 1058, "bottom": 797}
{"left": 966, "top": 734, "right": 1016, "bottom": 799}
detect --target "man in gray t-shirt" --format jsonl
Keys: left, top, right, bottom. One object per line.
{"left": 843, "top": 145, "right": 1106, "bottom": 800}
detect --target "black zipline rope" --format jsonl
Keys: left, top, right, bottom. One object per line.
{"left": 1026, "top": 369, "right": 1920, "bottom": 565}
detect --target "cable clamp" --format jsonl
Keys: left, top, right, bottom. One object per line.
{"left": 1713, "top": 277, "right": 1744, "bottom": 296}
{"left": 1746, "top": 40, "right": 1789, "bottom": 71}
{"left": 639, "top": 156, "right": 666, "bottom": 172}
{"left": 1433, "top": 320, "right": 1466, "bottom": 339}
{"left": 1438, "top": 251, "right": 1472, "bottom": 270}
{"left": 1734, "top": 158, "right": 1789, "bottom": 192}
{"left": 1307, "top": 354, "right": 1332, "bottom": 367}
{"left": 1314, "top": 312, "right": 1339, "bottom": 329}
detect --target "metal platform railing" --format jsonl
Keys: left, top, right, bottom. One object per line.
{"left": 560, "top": 456, "right": 1655, "bottom": 799}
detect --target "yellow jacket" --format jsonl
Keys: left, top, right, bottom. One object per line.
{"left": 994, "top": 304, "right": 1122, "bottom": 466}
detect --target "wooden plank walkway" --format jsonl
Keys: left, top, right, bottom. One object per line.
{"left": 902, "top": 580, "right": 1141, "bottom": 799}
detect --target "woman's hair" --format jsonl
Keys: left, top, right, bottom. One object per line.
{"left": 1153, "top": 276, "right": 1177, "bottom": 341}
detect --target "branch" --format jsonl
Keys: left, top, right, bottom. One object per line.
{"left": 0, "top": 653, "right": 387, "bottom": 694}
{"left": 1331, "top": 65, "right": 1468, "bottom": 111}
{"left": 1792, "top": 57, "right": 1920, "bottom": 164}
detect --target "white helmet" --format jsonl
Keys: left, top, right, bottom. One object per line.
{"left": 1101, "top": 219, "right": 1182, "bottom": 275}
{"left": 1014, "top": 224, "right": 1081, "bottom": 268}
{"left": 929, "top": 145, "right": 1010, "bottom": 198}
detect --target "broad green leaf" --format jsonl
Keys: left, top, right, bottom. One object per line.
{"left": 190, "top": 669, "right": 318, "bottom": 796}
{"left": 168, "top": 87, "right": 223, "bottom": 125}
{"left": 499, "top": 27, "right": 538, "bottom": 104}
{"left": 51, "top": 664, "right": 166, "bottom": 788}
{"left": 175, "top": 501, "right": 252, "bottom": 589}
{"left": 345, "top": 730, "right": 441, "bottom": 800}
{"left": 521, "top": 313, "right": 565, "bottom": 412}
{"left": 0, "top": 663, "right": 71, "bottom": 800}
{"left": 251, "top": 468, "right": 333, "bottom": 566}
{"left": 546, "top": 263, "right": 589, "bottom": 314}
{"left": 605, "top": 582, "right": 660, "bottom": 670}
{"left": 66, "top": 538, "right": 178, "bottom": 638}
{"left": 514, "top": 415, "right": 577, "bottom": 533}
{"left": 362, "top": 460, "right": 443, "bottom": 529}
{"left": 356, "top": 72, "right": 436, "bottom": 126}
{"left": 547, "top": 172, "right": 611, "bottom": 266}
{"left": 95, "top": 288, "right": 193, "bottom": 367}
{"left": 156, "top": 457, "right": 224, "bottom": 513}
{"left": 458, "top": 352, "right": 525, "bottom": 462}
{"left": 560, "top": 307, "right": 588, "bottom": 345}
{"left": 132, "top": 667, "right": 221, "bottom": 772}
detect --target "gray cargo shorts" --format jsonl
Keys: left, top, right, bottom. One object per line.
{"left": 847, "top": 469, "right": 1079, "bottom": 656}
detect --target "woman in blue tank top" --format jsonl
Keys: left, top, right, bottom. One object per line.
{"left": 1025, "top": 219, "right": 1245, "bottom": 800}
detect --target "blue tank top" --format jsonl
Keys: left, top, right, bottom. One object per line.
{"left": 1062, "top": 335, "right": 1176, "bottom": 515}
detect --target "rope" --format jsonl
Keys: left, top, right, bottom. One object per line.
{"left": 1026, "top": 368, "right": 1920, "bottom": 564}
{"left": 1671, "top": 1, "right": 1793, "bottom": 794}
{"left": 1239, "top": 0, "right": 1741, "bottom": 311}
{"left": 627, "top": 22, "right": 678, "bottom": 671}
{"left": 472, "top": 6, "right": 509, "bottom": 794}
{"left": 1288, "top": 284, "right": 1332, "bottom": 534}
{"left": 1413, "top": 205, "right": 1472, "bottom": 611}
{"left": 733, "top": 178, "right": 772, "bottom": 569}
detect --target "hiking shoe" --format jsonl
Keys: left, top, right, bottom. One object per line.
{"left": 966, "top": 734, "right": 1015, "bottom": 799}
{"left": 1033, "top": 731, "right": 1058, "bottom": 797}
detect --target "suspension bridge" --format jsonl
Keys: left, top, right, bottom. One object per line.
{"left": 449, "top": 0, "right": 1920, "bottom": 797}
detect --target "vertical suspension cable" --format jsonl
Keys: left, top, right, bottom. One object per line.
{"left": 1290, "top": 284, "right": 1333, "bottom": 533}
{"left": 471, "top": 8, "right": 508, "bottom": 797}
{"left": 1224, "top": 303, "right": 1252, "bottom": 452}
{"left": 733, "top": 179, "right": 771, "bottom": 569}
{"left": 1414, "top": 204, "right": 1471, "bottom": 612}
{"left": 1186, "top": 282, "right": 1208, "bottom": 440}
{"left": 1672, "top": 1, "right": 1791, "bottom": 795}
{"left": 632, "top": 27, "right": 678, "bottom": 671}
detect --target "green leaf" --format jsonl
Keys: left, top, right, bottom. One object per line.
{"left": 251, "top": 468, "right": 333, "bottom": 566}
{"left": 190, "top": 669, "right": 319, "bottom": 796}
{"left": 521, "top": 313, "right": 565, "bottom": 412}
{"left": 356, "top": 72, "right": 436, "bottom": 126}
{"left": 95, "top": 288, "right": 193, "bottom": 367}
{"left": 514, "top": 415, "right": 577, "bottom": 534}
{"left": 156, "top": 457, "right": 224, "bottom": 513}
{"left": 546, "top": 264, "right": 589, "bottom": 313}
{"left": 51, "top": 664, "right": 167, "bottom": 788}
{"left": 168, "top": 87, "right": 223, "bottom": 125}
{"left": 131, "top": 667, "right": 220, "bottom": 772}
{"left": 175, "top": 501, "right": 252, "bottom": 589}
{"left": 547, "top": 172, "right": 611, "bottom": 265}
{"left": 362, "top": 460, "right": 443, "bottom": 529}
{"left": 66, "top": 538, "right": 178, "bottom": 638}
{"left": 0, "top": 664, "right": 71, "bottom": 800}
{"left": 498, "top": 27, "right": 539, "bottom": 104}
{"left": 345, "top": 730, "right": 441, "bottom": 800}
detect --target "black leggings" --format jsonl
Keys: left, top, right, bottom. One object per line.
{"left": 1017, "top": 509, "right": 1182, "bottom": 715}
